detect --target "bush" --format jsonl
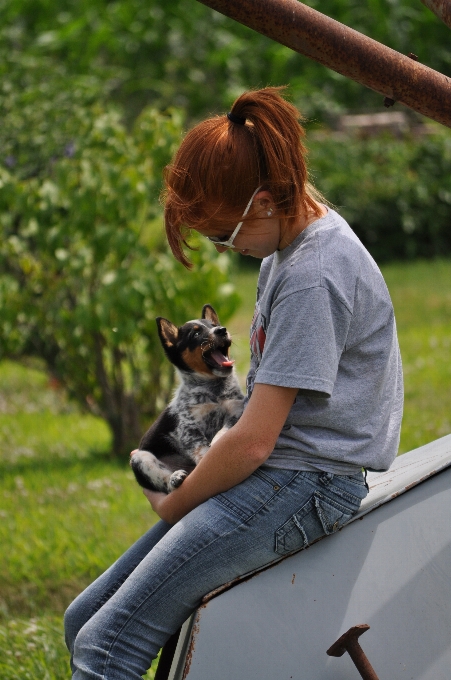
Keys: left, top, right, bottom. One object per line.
{"left": 309, "top": 125, "right": 451, "bottom": 262}
{"left": 0, "top": 57, "right": 240, "bottom": 457}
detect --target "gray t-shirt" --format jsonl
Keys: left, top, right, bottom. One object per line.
{"left": 246, "top": 208, "right": 403, "bottom": 474}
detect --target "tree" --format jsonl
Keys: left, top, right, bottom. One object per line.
{"left": 0, "top": 55, "right": 240, "bottom": 456}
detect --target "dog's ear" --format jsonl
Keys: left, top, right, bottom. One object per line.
{"left": 156, "top": 317, "right": 179, "bottom": 349}
{"left": 202, "top": 304, "right": 219, "bottom": 326}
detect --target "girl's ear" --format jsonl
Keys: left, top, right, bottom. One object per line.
{"left": 202, "top": 304, "right": 220, "bottom": 325}
{"left": 156, "top": 317, "right": 179, "bottom": 348}
{"left": 253, "top": 190, "right": 276, "bottom": 216}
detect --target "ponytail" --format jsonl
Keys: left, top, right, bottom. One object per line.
{"left": 164, "top": 87, "right": 323, "bottom": 267}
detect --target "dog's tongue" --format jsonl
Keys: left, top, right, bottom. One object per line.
{"left": 210, "top": 349, "right": 234, "bottom": 368}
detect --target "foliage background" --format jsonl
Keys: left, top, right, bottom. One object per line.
{"left": 2, "top": 0, "right": 451, "bottom": 122}
{"left": 1, "top": 0, "right": 450, "bottom": 561}
{"left": 2, "top": 0, "right": 451, "bottom": 272}
{"left": 309, "top": 126, "right": 451, "bottom": 262}
{"left": 1, "top": 1, "right": 451, "bottom": 676}
{"left": 0, "top": 49, "right": 240, "bottom": 455}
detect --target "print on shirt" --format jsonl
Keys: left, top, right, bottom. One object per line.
{"left": 250, "top": 303, "right": 267, "bottom": 363}
{"left": 247, "top": 300, "right": 267, "bottom": 399}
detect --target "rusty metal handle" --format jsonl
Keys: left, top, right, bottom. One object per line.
{"left": 420, "top": 0, "right": 451, "bottom": 30}
{"left": 196, "top": 0, "right": 451, "bottom": 128}
{"left": 327, "top": 624, "right": 380, "bottom": 680}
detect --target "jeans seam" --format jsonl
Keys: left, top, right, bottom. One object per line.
{"left": 101, "top": 509, "right": 265, "bottom": 676}
{"left": 314, "top": 490, "right": 358, "bottom": 515}
{"left": 213, "top": 469, "right": 302, "bottom": 522}
{"left": 96, "top": 574, "right": 131, "bottom": 610}
{"left": 282, "top": 472, "right": 364, "bottom": 513}
{"left": 255, "top": 467, "right": 298, "bottom": 487}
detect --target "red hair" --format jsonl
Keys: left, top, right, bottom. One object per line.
{"left": 163, "top": 87, "right": 323, "bottom": 268}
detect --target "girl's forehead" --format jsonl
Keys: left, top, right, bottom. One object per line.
{"left": 193, "top": 210, "right": 254, "bottom": 232}
{"left": 194, "top": 226, "right": 231, "bottom": 237}
{"left": 192, "top": 222, "right": 234, "bottom": 237}
{"left": 188, "top": 194, "right": 258, "bottom": 229}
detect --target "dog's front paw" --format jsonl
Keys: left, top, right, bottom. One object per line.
{"left": 169, "top": 469, "right": 188, "bottom": 490}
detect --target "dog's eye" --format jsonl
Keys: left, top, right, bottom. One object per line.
{"left": 193, "top": 330, "right": 201, "bottom": 338}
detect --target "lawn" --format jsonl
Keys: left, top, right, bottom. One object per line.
{"left": 1, "top": 258, "right": 451, "bottom": 678}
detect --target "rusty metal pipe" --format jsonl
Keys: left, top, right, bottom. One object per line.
{"left": 420, "top": 0, "right": 451, "bottom": 30}
{"left": 196, "top": 0, "right": 451, "bottom": 128}
{"left": 327, "top": 624, "right": 380, "bottom": 680}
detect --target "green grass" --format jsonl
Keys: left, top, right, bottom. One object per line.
{"left": 228, "top": 267, "right": 259, "bottom": 388}
{"left": 382, "top": 259, "right": 451, "bottom": 452}
{"left": 1, "top": 463, "right": 157, "bottom": 613}
{"left": 0, "top": 360, "right": 159, "bottom": 677}
{"left": 0, "top": 616, "right": 69, "bottom": 680}
{"left": 1, "top": 258, "right": 450, "bottom": 678}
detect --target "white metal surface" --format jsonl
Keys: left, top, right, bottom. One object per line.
{"left": 169, "top": 435, "right": 451, "bottom": 679}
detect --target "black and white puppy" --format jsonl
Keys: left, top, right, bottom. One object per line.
{"left": 130, "top": 304, "right": 244, "bottom": 494}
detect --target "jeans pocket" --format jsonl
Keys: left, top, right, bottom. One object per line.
{"left": 321, "top": 473, "right": 368, "bottom": 507}
{"left": 274, "top": 491, "right": 354, "bottom": 556}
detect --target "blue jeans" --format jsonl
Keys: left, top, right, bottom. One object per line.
{"left": 64, "top": 468, "right": 368, "bottom": 679}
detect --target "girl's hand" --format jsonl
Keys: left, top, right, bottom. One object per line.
{"left": 142, "top": 488, "right": 172, "bottom": 521}
{"left": 130, "top": 449, "right": 180, "bottom": 522}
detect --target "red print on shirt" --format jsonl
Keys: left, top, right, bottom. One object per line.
{"left": 250, "top": 307, "right": 266, "bottom": 362}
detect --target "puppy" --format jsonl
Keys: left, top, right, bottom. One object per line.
{"left": 130, "top": 304, "right": 244, "bottom": 493}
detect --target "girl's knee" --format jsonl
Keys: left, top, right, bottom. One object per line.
{"left": 71, "top": 621, "right": 99, "bottom": 673}
{"left": 64, "top": 599, "right": 81, "bottom": 653}
{"left": 64, "top": 593, "right": 95, "bottom": 655}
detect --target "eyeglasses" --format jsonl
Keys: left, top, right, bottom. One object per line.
{"left": 205, "top": 185, "right": 262, "bottom": 249}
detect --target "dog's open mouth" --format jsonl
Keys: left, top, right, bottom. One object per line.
{"left": 202, "top": 344, "right": 235, "bottom": 370}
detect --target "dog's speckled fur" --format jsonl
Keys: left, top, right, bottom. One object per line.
{"left": 130, "top": 305, "right": 244, "bottom": 493}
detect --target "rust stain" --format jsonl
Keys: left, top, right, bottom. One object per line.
{"left": 385, "top": 469, "right": 441, "bottom": 500}
{"left": 201, "top": 578, "right": 237, "bottom": 603}
{"left": 197, "top": 0, "right": 451, "bottom": 128}
{"left": 182, "top": 615, "right": 201, "bottom": 680}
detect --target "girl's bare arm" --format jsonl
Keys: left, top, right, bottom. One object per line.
{"left": 143, "top": 383, "right": 298, "bottom": 524}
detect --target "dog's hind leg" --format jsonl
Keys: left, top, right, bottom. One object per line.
{"left": 130, "top": 450, "right": 176, "bottom": 494}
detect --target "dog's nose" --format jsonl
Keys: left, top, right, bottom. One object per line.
{"left": 214, "top": 326, "right": 227, "bottom": 336}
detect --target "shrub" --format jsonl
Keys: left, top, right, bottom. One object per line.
{"left": 309, "top": 125, "right": 451, "bottom": 262}
{"left": 0, "top": 57, "right": 240, "bottom": 457}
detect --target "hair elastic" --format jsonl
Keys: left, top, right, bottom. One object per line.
{"left": 227, "top": 112, "right": 246, "bottom": 125}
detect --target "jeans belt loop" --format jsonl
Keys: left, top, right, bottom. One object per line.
{"left": 319, "top": 472, "right": 333, "bottom": 487}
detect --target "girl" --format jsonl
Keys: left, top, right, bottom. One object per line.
{"left": 65, "top": 87, "right": 403, "bottom": 679}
